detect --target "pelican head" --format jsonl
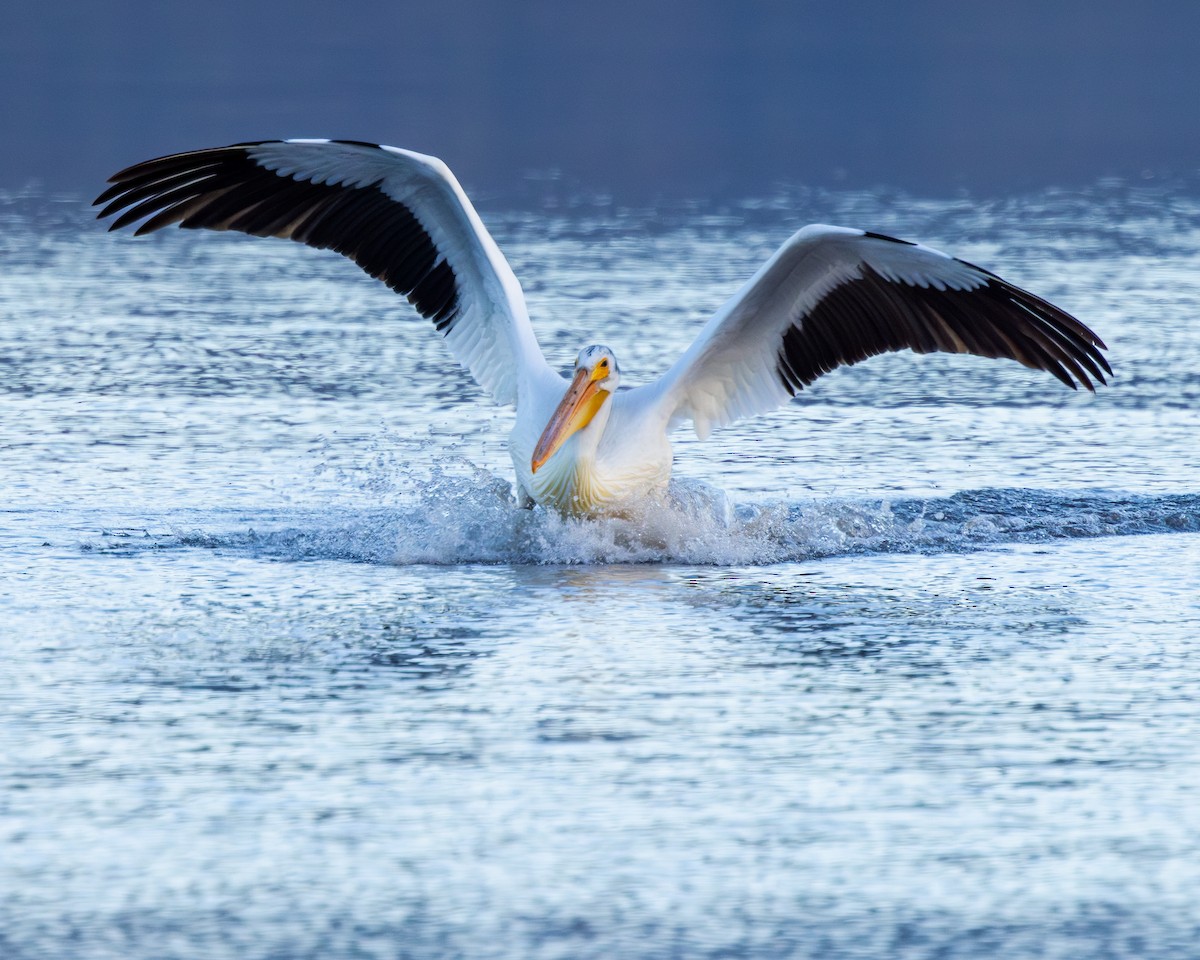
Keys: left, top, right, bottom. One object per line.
{"left": 531, "top": 345, "right": 619, "bottom": 473}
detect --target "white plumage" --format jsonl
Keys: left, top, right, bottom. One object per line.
{"left": 97, "top": 139, "right": 1110, "bottom": 516}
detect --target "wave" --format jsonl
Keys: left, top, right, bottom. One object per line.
{"left": 83, "top": 469, "right": 1200, "bottom": 566}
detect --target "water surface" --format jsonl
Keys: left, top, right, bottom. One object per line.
{"left": 2, "top": 184, "right": 1199, "bottom": 958}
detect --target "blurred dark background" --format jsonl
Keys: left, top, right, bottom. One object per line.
{"left": 2, "top": 0, "right": 1198, "bottom": 202}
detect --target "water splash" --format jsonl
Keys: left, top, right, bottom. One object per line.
{"left": 88, "top": 463, "right": 1200, "bottom": 566}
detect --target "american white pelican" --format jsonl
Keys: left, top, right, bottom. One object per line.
{"left": 96, "top": 139, "right": 1110, "bottom": 516}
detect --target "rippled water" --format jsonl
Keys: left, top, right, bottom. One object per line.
{"left": 3, "top": 184, "right": 1200, "bottom": 958}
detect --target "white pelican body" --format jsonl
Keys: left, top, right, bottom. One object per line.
{"left": 510, "top": 357, "right": 674, "bottom": 515}
{"left": 97, "top": 140, "right": 1110, "bottom": 516}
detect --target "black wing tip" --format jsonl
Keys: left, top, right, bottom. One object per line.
{"left": 95, "top": 142, "right": 269, "bottom": 224}
{"left": 94, "top": 141, "right": 465, "bottom": 330}
{"left": 96, "top": 139, "right": 388, "bottom": 207}
{"left": 1087, "top": 363, "right": 1111, "bottom": 390}
{"left": 982, "top": 275, "right": 1113, "bottom": 390}
{"left": 330, "top": 139, "right": 386, "bottom": 150}
{"left": 101, "top": 140, "right": 274, "bottom": 189}
{"left": 777, "top": 262, "right": 1114, "bottom": 397}
{"left": 862, "top": 230, "right": 916, "bottom": 246}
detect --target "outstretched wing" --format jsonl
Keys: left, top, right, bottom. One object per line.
{"left": 649, "top": 224, "right": 1110, "bottom": 439}
{"left": 95, "top": 139, "right": 555, "bottom": 406}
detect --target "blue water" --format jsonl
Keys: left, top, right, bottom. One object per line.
{"left": 2, "top": 184, "right": 1199, "bottom": 958}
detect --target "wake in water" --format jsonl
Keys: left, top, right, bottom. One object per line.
{"left": 87, "top": 462, "right": 1200, "bottom": 566}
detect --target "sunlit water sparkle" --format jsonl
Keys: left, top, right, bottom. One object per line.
{"left": 2, "top": 185, "right": 1199, "bottom": 959}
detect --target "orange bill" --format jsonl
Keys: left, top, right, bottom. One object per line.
{"left": 531, "top": 367, "right": 609, "bottom": 473}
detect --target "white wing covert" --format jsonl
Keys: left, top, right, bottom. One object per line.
{"left": 95, "top": 139, "right": 553, "bottom": 406}
{"left": 651, "top": 225, "right": 1110, "bottom": 439}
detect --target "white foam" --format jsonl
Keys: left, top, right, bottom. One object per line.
{"left": 96, "top": 460, "right": 1200, "bottom": 567}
